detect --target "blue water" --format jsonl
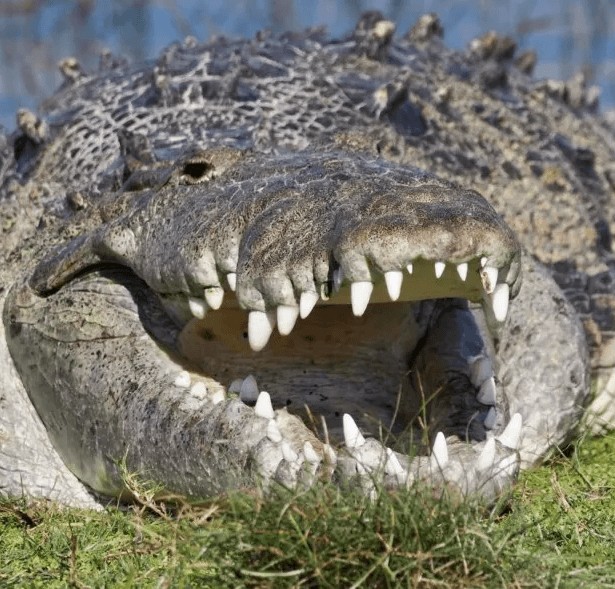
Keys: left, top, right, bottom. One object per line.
{"left": 1, "top": 0, "right": 613, "bottom": 129}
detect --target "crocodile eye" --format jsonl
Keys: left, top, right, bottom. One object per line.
{"left": 180, "top": 160, "right": 215, "bottom": 183}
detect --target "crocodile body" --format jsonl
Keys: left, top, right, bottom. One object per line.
{"left": 0, "top": 13, "right": 610, "bottom": 506}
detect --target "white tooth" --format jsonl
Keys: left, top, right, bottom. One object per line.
{"left": 323, "top": 443, "right": 337, "bottom": 465}
{"left": 477, "top": 377, "right": 496, "bottom": 405}
{"left": 491, "top": 284, "right": 510, "bottom": 323}
{"left": 226, "top": 272, "right": 237, "bottom": 291}
{"left": 430, "top": 432, "right": 449, "bottom": 468}
{"left": 384, "top": 270, "right": 403, "bottom": 301}
{"left": 303, "top": 442, "right": 320, "bottom": 464}
{"left": 188, "top": 297, "right": 208, "bottom": 319}
{"left": 282, "top": 442, "right": 298, "bottom": 463}
{"left": 299, "top": 291, "right": 319, "bottom": 319}
{"left": 477, "top": 437, "right": 496, "bottom": 470}
{"left": 239, "top": 374, "right": 259, "bottom": 404}
{"left": 385, "top": 448, "right": 404, "bottom": 476}
{"left": 435, "top": 261, "right": 446, "bottom": 278}
{"left": 248, "top": 310, "right": 276, "bottom": 351}
{"left": 277, "top": 305, "right": 299, "bottom": 336}
{"left": 406, "top": 262, "right": 413, "bottom": 274}
{"left": 173, "top": 371, "right": 191, "bottom": 388}
{"left": 497, "top": 413, "right": 523, "bottom": 450}
{"left": 470, "top": 356, "right": 492, "bottom": 387}
{"left": 456, "top": 262, "right": 468, "bottom": 281}
{"left": 211, "top": 390, "right": 225, "bottom": 405}
{"left": 266, "top": 420, "right": 282, "bottom": 443}
{"left": 482, "top": 266, "right": 499, "bottom": 294}
{"left": 204, "top": 287, "right": 224, "bottom": 310}
{"left": 484, "top": 407, "right": 497, "bottom": 429}
{"left": 333, "top": 267, "right": 344, "bottom": 292}
{"left": 343, "top": 413, "right": 366, "bottom": 448}
{"left": 254, "top": 390, "right": 275, "bottom": 419}
{"left": 190, "top": 382, "right": 208, "bottom": 399}
{"left": 480, "top": 256, "right": 487, "bottom": 268}
{"left": 350, "top": 281, "right": 373, "bottom": 316}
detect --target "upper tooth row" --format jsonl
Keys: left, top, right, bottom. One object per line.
{"left": 188, "top": 260, "right": 508, "bottom": 352}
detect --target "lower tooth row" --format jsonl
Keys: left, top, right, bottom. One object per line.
{"left": 340, "top": 411, "right": 523, "bottom": 484}
{"left": 177, "top": 370, "right": 521, "bottom": 488}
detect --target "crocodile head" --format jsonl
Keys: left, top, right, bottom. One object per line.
{"left": 2, "top": 14, "right": 591, "bottom": 505}
{"left": 6, "top": 144, "right": 534, "bottom": 501}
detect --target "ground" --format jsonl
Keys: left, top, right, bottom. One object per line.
{"left": 2, "top": 432, "right": 614, "bottom": 587}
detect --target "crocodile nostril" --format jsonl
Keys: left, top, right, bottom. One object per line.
{"left": 181, "top": 160, "right": 214, "bottom": 182}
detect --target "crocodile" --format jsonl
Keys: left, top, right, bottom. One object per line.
{"left": 1, "top": 13, "right": 612, "bottom": 508}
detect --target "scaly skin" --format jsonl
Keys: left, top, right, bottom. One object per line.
{"left": 0, "top": 13, "right": 602, "bottom": 506}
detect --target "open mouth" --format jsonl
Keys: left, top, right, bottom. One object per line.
{"left": 170, "top": 255, "right": 507, "bottom": 438}
{"left": 153, "top": 244, "right": 523, "bottom": 497}
{"left": 24, "top": 149, "right": 525, "bottom": 499}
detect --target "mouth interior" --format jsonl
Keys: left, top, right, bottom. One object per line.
{"left": 175, "top": 257, "right": 493, "bottom": 446}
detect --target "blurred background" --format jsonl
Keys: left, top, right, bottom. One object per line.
{"left": 0, "top": 0, "right": 614, "bottom": 129}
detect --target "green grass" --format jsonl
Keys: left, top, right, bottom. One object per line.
{"left": 2, "top": 433, "right": 614, "bottom": 588}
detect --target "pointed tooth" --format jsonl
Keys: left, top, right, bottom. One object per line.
{"left": 484, "top": 407, "right": 497, "bottom": 429}
{"left": 470, "top": 356, "right": 493, "bottom": 387}
{"left": 282, "top": 442, "right": 298, "bottom": 463}
{"left": 303, "top": 442, "right": 320, "bottom": 464}
{"left": 226, "top": 272, "right": 237, "bottom": 291}
{"left": 266, "top": 419, "right": 282, "bottom": 443}
{"left": 211, "top": 390, "right": 226, "bottom": 405}
{"left": 343, "top": 413, "right": 366, "bottom": 448}
{"left": 299, "top": 291, "right": 319, "bottom": 319}
{"left": 385, "top": 448, "right": 404, "bottom": 476}
{"left": 477, "top": 376, "right": 496, "bottom": 405}
{"left": 204, "top": 287, "right": 224, "bottom": 310}
{"left": 248, "top": 310, "right": 275, "bottom": 352}
{"left": 477, "top": 437, "right": 496, "bottom": 470}
{"left": 254, "top": 391, "right": 275, "bottom": 419}
{"left": 276, "top": 305, "right": 299, "bottom": 336}
{"left": 456, "top": 262, "right": 468, "bottom": 281}
{"left": 482, "top": 266, "right": 499, "bottom": 294}
{"left": 188, "top": 297, "right": 208, "bottom": 319}
{"left": 173, "top": 371, "right": 191, "bottom": 388}
{"left": 435, "top": 261, "right": 446, "bottom": 278}
{"left": 430, "top": 432, "right": 449, "bottom": 468}
{"left": 406, "top": 262, "right": 413, "bottom": 275}
{"left": 323, "top": 443, "right": 337, "bottom": 465}
{"left": 190, "top": 382, "right": 208, "bottom": 399}
{"left": 350, "top": 281, "right": 373, "bottom": 317}
{"left": 480, "top": 256, "right": 487, "bottom": 268}
{"left": 491, "top": 284, "right": 510, "bottom": 322}
{"left": 384, "top": 270, "right": 403, "bottom": 301}
{"left": 497, "top": 413, "right": 523, "bottom": 450}
{"left": 239, "top": 374, "right": 259, "bottom": 405}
